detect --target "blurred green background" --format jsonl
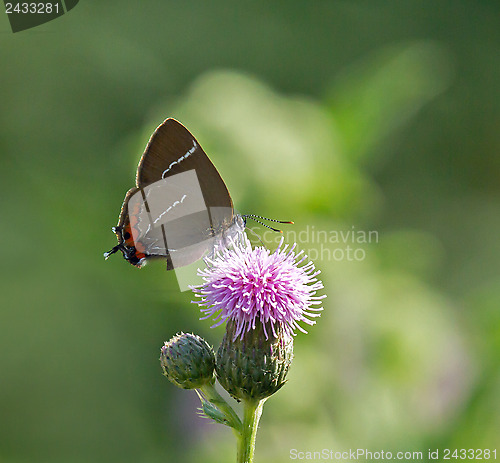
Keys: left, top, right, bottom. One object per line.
{"left": 1, "top": 2, "right": 499, "bottom": 462}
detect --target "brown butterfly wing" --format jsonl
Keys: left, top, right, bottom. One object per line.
{"left": 130, "top": 119, "right": 237, "bottom": 269}
{"left": 136, "top": 118, "right": 233, "bottom": 212}
{"left": 136, "top": 171, "right": 219, "bottom": 263}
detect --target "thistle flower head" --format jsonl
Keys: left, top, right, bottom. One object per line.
{"left": 160, "top": 332, "right": 215, "bottom": 389}
{"left": 192, "top": 236, "right": 325, "bottom": 340}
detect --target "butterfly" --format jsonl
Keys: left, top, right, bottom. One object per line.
{"left": 104, "top": 118, "right": 246, "bottom": 270}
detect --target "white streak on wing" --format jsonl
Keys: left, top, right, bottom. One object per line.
{"left": 161, "top": 140, "right": 197, "bottom": 178}
{"left": 153, "top": 194, "right": 188, "bottom": 224}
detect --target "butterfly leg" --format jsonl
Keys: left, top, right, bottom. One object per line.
{"left": 104, "top": 245, "right": 121, "bottom": 260}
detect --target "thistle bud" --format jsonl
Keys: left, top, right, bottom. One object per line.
{"left": 160, "top": 333, "right": 215, "bottom": 389}
{"left": 216, "top": 320, "right": 294, "bottom": 401}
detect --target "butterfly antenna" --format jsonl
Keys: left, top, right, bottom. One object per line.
{"left": 244, "top": 214, "right": 294, "bottom": 225}
{"left": 243, "top": 214, "right": 294, "bottom": 233}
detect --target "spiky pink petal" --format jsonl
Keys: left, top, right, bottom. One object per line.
{"left": 191, "top": 237, "right": 325, "bottom": 340}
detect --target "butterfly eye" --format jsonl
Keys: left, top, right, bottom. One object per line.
{"left": 123, "top": 231, "right": 131, "bottom": 240}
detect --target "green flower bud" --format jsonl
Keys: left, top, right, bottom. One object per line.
{"left": 160, "top": 333, "right": 215, "bottom": 389}
{"left": 216, "top": 320, "right": 294, "bottom": 401}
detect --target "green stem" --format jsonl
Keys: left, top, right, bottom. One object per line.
{"left": 237, "top": 398, "right": 266, "bottom": 463}
{"left": 199, "top": 382, "right": 242, "bottom": 433}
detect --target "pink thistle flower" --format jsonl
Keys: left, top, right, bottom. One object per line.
{"left": 191, "top": 237, "right": 325, "bottom": 340}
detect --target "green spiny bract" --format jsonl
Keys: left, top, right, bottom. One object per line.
{"left": 160, "top": 333, "right": 215, "bottom": 389}
{"left": 216, "top": 320, "right": 294, "bottom": 401}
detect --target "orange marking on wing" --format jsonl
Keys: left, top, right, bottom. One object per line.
{"left": 128, "top": 196, "right": 147, "bottom": 255}
{"left": 129, "top": 201, "right": 141, "bottom": 228}
{"left": 135, "top": 241, "right": 146, "bottom": 254}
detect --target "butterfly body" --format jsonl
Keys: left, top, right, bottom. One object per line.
{"left": 105, "top": 118, "right": 244, "bottom": 270}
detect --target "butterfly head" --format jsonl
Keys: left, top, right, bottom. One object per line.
{"left": 104, "top": 226, "right": 147, "bottom": 268}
